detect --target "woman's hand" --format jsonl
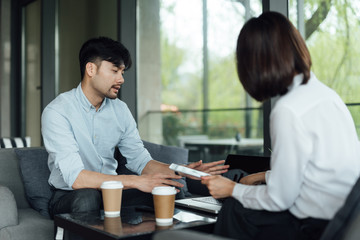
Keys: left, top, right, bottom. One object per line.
{"left": 201, "top": 175, "right": 235, "bottom": 199}
{"left": 239, "top": 172, "right": 266, "bottom": 185}
{"left": 186, "top": 160, "right": 229, "bottom": 178}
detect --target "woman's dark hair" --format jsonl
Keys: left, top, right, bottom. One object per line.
{"left": 236, "top": 11, "right": 311, "bottom": 102}
{"left": 79, "top": 36, "right": 132, "bottom": 80}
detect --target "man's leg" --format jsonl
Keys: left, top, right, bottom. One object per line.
{"left": 50, "top": 188, "right": 153, "bottom": 216}
{"left": 122, "top": 189, "right": 154, "bottom": 208}
{"left": 49, "top": 188, "right": 102, "bottom": 218}
{"left": 49, "top": 188, "right": 102, "bottom": 240}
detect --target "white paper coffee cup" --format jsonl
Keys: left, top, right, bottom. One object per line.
{"left": 152, "top": 186, "right": 176, "bottom": 226}
{"left": 101, "top": 181, "right": 124, "bottom": 217}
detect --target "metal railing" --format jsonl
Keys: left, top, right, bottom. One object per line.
{"left": 142, "top": 102, "right": 360, "bottom": 146}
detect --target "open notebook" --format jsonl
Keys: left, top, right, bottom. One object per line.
{"left": 175, "top": 154, "right": 270, "bottom": 214}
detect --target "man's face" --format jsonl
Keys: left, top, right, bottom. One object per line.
{"left": 91, "top": 60, "right": 126, "bottom": 99}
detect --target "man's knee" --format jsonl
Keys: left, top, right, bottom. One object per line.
{"left": 70, "top": 188, "right": 102, "bottom": 213}
{"left": 122, "top": 189, "right": 153, "bottom": 207}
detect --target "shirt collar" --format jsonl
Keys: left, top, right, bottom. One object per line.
{"left": 75, "top": 83, "right": 108, "bottom": 112}
{"left": 287, "top": 72, "right": 313, "bottom": 92}
{"left": 98, "top": 98, "right": 107, "bottom": 112}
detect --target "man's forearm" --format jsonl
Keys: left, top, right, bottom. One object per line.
{"left": 72, "top": 163, "right": 182, "bottom": 193}
{"left": 72, "top": 169, "right": 138, "bottom": 190}
{"left": 141, "top": 160, "right": 173, "bottom": 175}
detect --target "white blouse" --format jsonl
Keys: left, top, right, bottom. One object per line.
{"left": 232, "top": 73, "right": 360, "bottom": 220}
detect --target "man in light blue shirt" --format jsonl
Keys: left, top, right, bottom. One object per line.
{"left": 42, "top": 37, "right": 228, "bottom": 219}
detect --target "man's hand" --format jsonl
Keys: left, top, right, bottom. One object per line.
{"left": 201, "top": 175, "right": 235, "bottom": 199}
{"left": 185, "top": 160, "right": 229, "bottom": 179}
{"left": 135, "top": 173, "right": 184, "bottom": 193}
{"left": 72, "top": 166, "right": 184, "bottom": 193}
{"left": 239, "top": 172, "right": 266, "bottom": 185}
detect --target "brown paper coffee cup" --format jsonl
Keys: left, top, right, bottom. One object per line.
{"left": 152, "top": 186, "right": 176, "bottom": 226}
{"left": 101, "top": 181, "right": 123, "bottom": 217}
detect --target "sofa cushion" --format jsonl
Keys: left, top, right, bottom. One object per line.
{"left": 143, "top": 141, "right": 191, "bottom": 198}
{"left": 0, "top": 148, "right": 30, "bottom": 209}
{"left": 0, "top": 185, "right": 18, "bottom": 229}
{"left": 15, "top": 148, "right": 53, "bottom": 218}
{"left": 0, "top": 208, "right": 53, "bottom": 240}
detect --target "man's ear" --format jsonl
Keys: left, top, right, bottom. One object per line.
{"left": 85, "top": 62, "right": 97, "bottom": 77}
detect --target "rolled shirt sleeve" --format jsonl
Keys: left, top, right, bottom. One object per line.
{"left": 42, "top": 105, "right": 84, "bottom": 190}
{"left": 116, "top": 103, "right": 152, "bottom": 174}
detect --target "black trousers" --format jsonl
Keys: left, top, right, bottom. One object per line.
{"left": 214, "top": 198, "right": 329, "bottom": 240}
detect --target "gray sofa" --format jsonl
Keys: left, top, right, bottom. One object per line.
{"left": 0, "top": 141, "right": 190, "bottom": 240}
{"left": 0, "top": 147, "right": 53, "bottom": 240}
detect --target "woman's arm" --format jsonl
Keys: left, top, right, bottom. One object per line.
{"left": 239, "top": 172, "right": 266, "bottom": 185}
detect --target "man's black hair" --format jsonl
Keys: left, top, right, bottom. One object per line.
{"left": 79, "top": 36, "right": 132, "bottom": 80}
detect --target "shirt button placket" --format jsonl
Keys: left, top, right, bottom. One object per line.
{"left": 92, "top": 110, "right": 97, "bottom": 145}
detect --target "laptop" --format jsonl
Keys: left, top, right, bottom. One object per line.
{"left": 175, "top": 154, "right": 271, "bottom": 214}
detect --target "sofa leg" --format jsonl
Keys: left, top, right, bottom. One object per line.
{"left": 55, "top": 226, "right": 64, "bottom": 240}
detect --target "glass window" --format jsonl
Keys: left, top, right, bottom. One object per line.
{"left": 24, "top": 0, "right": 41, "bottom": 146}
{"left": 137, "top": 0, "right": 263, "bottom": 162}
{"left": 289, "top": 0, "right": 360, "bottom": 136}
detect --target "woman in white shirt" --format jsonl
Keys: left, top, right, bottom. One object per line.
{"left": 201, "top": 11, "right": 360, "bottom": 240}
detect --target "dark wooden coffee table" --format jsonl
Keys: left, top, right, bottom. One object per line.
{"left": 54, "top": 206, "right": 217, "bottom": 240}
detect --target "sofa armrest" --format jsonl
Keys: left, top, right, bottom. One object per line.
{"left": 0, "top": 185, "right": 19, "bottom": 229}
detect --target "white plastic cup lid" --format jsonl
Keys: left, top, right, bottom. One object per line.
{"left": 100, "top": 181, "right": 124, "bottom": 189}
{"left": 151, "top": 186, "right": 176, "bottom": 195}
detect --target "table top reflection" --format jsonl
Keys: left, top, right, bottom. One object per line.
{"left": 55, "top": 206, "right": 217, "bottom": 240}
